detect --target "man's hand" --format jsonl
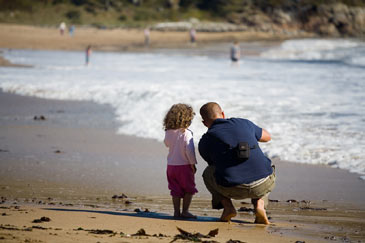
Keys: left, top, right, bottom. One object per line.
{"left": 259, "top": 128, "right": 271, "bottom": 142}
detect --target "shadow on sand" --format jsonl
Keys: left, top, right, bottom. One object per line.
{"left": 44, "top": 208, "right": 250, "bottom": 224}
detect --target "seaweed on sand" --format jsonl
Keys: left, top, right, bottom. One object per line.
{"left": 170, "top": 227, "right": 219, "bottom": 242}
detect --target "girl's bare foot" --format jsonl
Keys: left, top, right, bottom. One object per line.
{"left": 181, "top": 211, "right": 197, "bottom": 219}
{"left": 173, "top": 212, "right": 181, "bottom": 218}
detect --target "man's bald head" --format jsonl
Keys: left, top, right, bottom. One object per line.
{"left": 200, "top": 102, "right": 224, "bottom": 127}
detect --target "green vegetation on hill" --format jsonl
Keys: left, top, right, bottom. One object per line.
{"left": 0, "top": 0, "right": 364, "bottom": 27}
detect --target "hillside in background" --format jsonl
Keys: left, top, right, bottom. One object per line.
{"left": 0, "top": 0, "right": 365, "bottom": 37}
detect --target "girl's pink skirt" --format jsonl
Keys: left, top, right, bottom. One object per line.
{"left": 167, "top": 164, "right": 198, "bottom": 198}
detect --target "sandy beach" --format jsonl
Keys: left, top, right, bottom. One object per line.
{"left": 0, "top": 23, "right": 292, "bottom": 53}
{"left": 0, "top": 91, "right": 364, "bottom": 243}
{"left": 1, "top": 23, "right": 365, "bottom": 242}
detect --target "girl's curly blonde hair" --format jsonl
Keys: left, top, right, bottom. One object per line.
{"left": 163, "top": 103, "right": 195, "bottom": 130}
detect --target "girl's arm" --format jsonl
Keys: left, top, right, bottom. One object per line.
{"left": 164, "top": 131, "right": 169, "bottom": 147}
{"left": 190, "top": 164, "right": 197, "bottom": 174}
{"left": 185, "top": 130, "right": 198, "bottom": 165}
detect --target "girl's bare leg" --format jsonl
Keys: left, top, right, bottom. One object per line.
{"left": 172, "top": 196, "right": 181, "bottom": 218}
{"left": 181, "top": 193, "right": 196, "bottom": 218}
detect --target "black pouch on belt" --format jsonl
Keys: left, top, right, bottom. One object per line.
{"left": 237, "top": 142, "right": 250, "bottom": 159}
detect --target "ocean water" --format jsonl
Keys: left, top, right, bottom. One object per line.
{"left": 0, "top": 39, "right": 364, "bottom": 180}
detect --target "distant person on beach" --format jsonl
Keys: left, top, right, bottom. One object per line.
{"left": 189, "top": 28, "right": 196, "bottom": 43}
{"left": 85, "top": 45, "right": 92, "bottom": 65}
{"left": 198, "top": 102, "right": 275, "bottom": 224}
{"left": 163, "top": 104, "right": 198, "bottom": 219}
{"left": 59, "top": 22, "right": 66, "bottom": 36}
{"left": 144, "top": 28, "right": 150, "bottom": 47}
{"left": 230, "top": 41, "right": 241, "bottom": 63}
{"left": 69, "top": 25, "right": 75, "bottom": 37}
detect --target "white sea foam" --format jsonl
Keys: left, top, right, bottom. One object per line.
{"left": 261, "top": 38, "right": 365, "bottom": 67}
{"left": 1, "top": 39, "right": 365, "bottom": 179}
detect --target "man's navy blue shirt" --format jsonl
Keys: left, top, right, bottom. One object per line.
{"left": 199, "top": 118, "right": 273, "bottom": 187}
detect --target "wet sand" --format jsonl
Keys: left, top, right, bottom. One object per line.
{"left": 0, "top": 205, "right": 302, "bottom": 243}
{"left": 0, "top": 91, "right": 365, "bottom": 242}
{"left": 0, "top": 56, "right": 31, "bottom": 68}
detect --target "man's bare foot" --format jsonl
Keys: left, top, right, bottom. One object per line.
{"left": 181, "top": 211, "right": 197, "bottom": 219}
{"left": 173, "top": 212, "right": 181, "bottom": 218}
{"left": 254, "top": 208, "right": 270, "bottom": 224}
{"left": 220, "top": 208, "right": 237, "bottom": 222}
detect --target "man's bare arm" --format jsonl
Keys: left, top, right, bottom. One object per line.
{"left": 259, "top": 128, "right": 271, "bottom": 142}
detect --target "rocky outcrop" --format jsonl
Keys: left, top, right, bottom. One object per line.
{"left": 152, "top": 3, "right": 365, "bottom": 37}
{"left": 298, "top": 3, "right": 365, "bottom": 36}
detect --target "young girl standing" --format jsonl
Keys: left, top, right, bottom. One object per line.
{"left": 163, "top": 103, "right": 198, "bottom": 219}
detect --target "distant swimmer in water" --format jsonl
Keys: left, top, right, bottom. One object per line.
{"left": 230, "top": 41, "right": 241, "bottom": 64}
{"left": 85, "top": 45, "right": 92, "bottom": 65}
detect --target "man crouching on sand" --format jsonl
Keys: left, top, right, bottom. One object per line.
{"left": 198, "top": 102, "right": 275, "bottom": 224}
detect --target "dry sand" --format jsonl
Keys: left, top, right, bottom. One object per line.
{"left": 0, "top": 23, "right": 293, "bottom": 52}
{"left": 0, "top": 91, "right": 365, "bottom": 243}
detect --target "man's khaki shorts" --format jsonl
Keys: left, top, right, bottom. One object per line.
{"left": 202, "top": 165, "right": 276, "bottom": 209}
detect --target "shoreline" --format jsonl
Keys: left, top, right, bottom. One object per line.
{"left": 0, "top": 23, "right": 289, "bottom": 68}
{"left": 0, "top": 55, "right": 32, "bottom": 68}
{"left": 0, "top": 91, "right": 365, "bottom": 242}
{"left": 1, "top": 90, "right": 364, "bottom": 203}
